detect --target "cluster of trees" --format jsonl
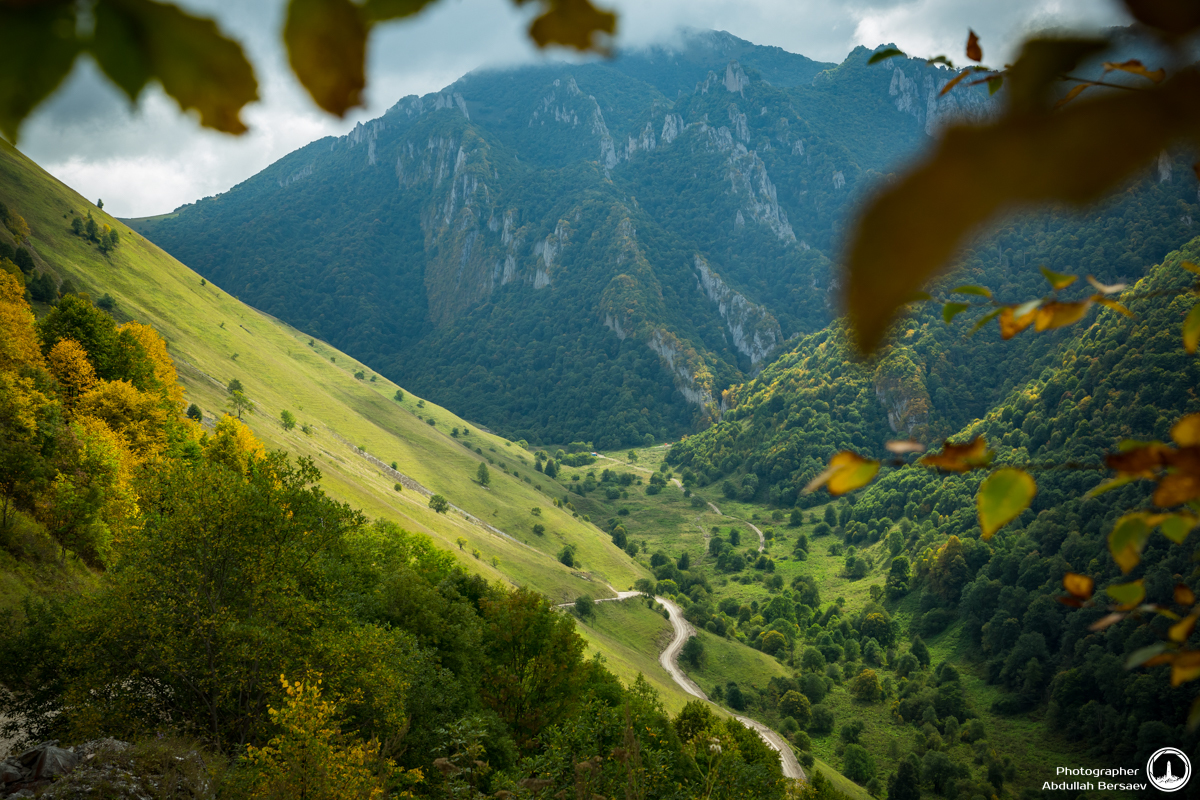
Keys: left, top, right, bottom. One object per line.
{"left": 1, "top": 204, "right": 60, "bottom": 303}
{"left": 69, "top": 209, "right": 120, "bottom": 254}
{"left": 0, "top": 279, "right": 798, "bottom": 799}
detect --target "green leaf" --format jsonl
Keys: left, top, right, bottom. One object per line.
{"left": 969, "top": 307, "right": 1003, "bottom": 335}
{"left": 1039, "top": 265, "right": 1078, "bottom": 290}
{"left": 0, "top": 3, "right": 82, "bottom": 142}
{"left": 527, "top": 0, "right": 617, "bottom": 53}
{"left": 868, "top": 48, "right": 905, "bottom": 65}
{"left": 1109, "top": 513, "right": 1151, "bottom": 573}
{"left": 1106, "top": 579, "right": 1145, "bottom": 608}
{"left": 987, "top": 75, "right": 1004, "bottom": 95}
{"left": 976, "top": 468, "right": 1036, "bottom": 539}
{"left": 927, "top": 55, "right": 954, "bottom": 68}
{"left": 1159, "top": 512, "right": 1198, "bottom": 545}
{"left": 1085, "top": 473, "right": 1141, "bottom": 498}
{"left": 1125, "top": 641, "right": 1168, "bottom": 669}
{"left": 284, "top": 0, "right": 367, "bottom": 117}
{"left": 91, "top": 0, "right": 258, "bottom": 135}
{"left": 843, "top": 69, "right": 1200, "bottom": 354}
{"left": 1184, "top": 302, "right": 1200, "bottom": 354}
{"left": 942, "top": 302, "right": 971, "bottom": 324}
{"left": 953, "top": 285, "right": 992, "bottom": 298}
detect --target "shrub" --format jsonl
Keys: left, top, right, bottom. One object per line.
{"left": 842, "top": 743, "right": 875, "bottom": 784}
{"left": 809, "top": 704, "right": 835, "bottom": 735}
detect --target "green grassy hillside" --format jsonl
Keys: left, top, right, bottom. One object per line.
{"left": 0, "top": 139, "right": 648, "bottom": 605}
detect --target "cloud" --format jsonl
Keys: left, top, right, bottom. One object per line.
{"left": 13, "top": 0, "right": 1128, "bottom": 217}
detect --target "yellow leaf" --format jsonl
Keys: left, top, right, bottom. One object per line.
{"left": 1094, "top": 297, "right": 1133, "bottom": 317}
{"left": 1039, "top": 265, "right": 1078, "bottom": 290}
{"left": 1172, "top": 415, "right": 1200, "bottom": 447}
{"left": 1177, "top": 583, "right": 1196, "bottom": 607}
{"left": 1183, "top": 261, "right": 1200, "bottom": 275}
{"left": 920, "top": 436, "right": 990, "bottom": 472}
{"left": 92, "top": 0, "right": 259, "bottom": 135}
{"left": 284, "top": 0, "right": 367, "bottom": 117}
{"left": 1062, "top": 572, "right": 1094, "bottom": 599}
{"left": 1054, "top": 82, "right": 1091, "bottom": 109}
{"left": 1170, "top": 614, "right": 1197, "bottom": 643}
{"left": 939, "top": 70, "right": 971, "bottom": 97}
{"left": 1106, "top": 579, "right": 1145, "bottom": 609}
{"left": 1155, "top": 471, "right": 1200, "bottom": 507}
{"left": 1184, "top": 303, "right": 1200, "bottom": 354}
{"left": 842, "top": 67, "right": 1200, "bottom": 354}
{"left": 1035, "top": 300, "right": 1091, "bottom": 331}
{"left": 1102, "top": 59, "right": 1166, "bottom": 83}
{"left": 998, "top": 306, "right": 1037, "bottom": 339}
{"left": 804, "top": 451, "right": 880, "bottom": 496}
{"left": 976, "top": 468, "right": 1036, "bottom": 539}
{"left": 1172, "top": 651, "right": 1200, "bottom": 686}
{"left": 527, "top": 0, "right": 617, "bottom": 53}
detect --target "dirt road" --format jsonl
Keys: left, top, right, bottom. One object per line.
{"left": 655, "top": 597, "right": 805, "bottom": 780}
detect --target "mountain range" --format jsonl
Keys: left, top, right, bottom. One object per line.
{"left": 127, "top": 29, "right": 1003, "bottom": 449}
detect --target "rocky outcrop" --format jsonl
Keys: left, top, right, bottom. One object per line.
{"left": 648, "top": 329, "right": 715, "bottom": 408}
{"left": 888, "top": 62, "right": 992, "bottom": 136}
{"left": 1, "top": 741, "right": 79, "bottom": 795}
{"left": 873, "top": 351, "right": 931, "bottom": 437}
{"left": 726, "top": 146, "right": 797, "bottom": 243}
{"left": 693, "top": 254, "right": 781, "bottom": 366}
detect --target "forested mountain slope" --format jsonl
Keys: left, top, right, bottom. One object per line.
{"left": 127, "top": 29, "right": 1002, "bottom": 449}
{"left": 667, "top": 235, "right": 1200, "bottom": 777}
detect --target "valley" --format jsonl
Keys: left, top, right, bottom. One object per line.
{"left": 0, "top": 16, "right": 1198, "bottom": 800}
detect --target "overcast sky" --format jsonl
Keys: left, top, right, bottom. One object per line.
{"left": 15, "top": 0, "right": 1129, "bottom": 217}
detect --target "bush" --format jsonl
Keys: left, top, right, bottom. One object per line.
{"left": 428, "top": 494, "right": 449, "bottom": 513}
{"left": 558, "top": 546, "right": 576, "bottom": 568}
{"left": 574, "top": 595, "right": 594, "bottom": 618}
{"left": 185, "top": 403, "right": 202, "bottom": 421}
{"left": 842, "top": 743, "right": 875, "bottom": 784}
{"left": 810, "top": 704, "right": 835, "bottom": 735}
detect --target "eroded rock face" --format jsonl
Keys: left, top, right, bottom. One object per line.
{"left": 693, "top": 255, "right": 781, "bottom": 367}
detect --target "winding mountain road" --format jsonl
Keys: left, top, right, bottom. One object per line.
{"left": 655, "top": 597, "right": 805, "bottom": 781}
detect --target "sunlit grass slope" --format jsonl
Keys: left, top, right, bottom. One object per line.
{"left": 572, "top": 598, "right": 693, "bottom": 715}
{"left": 0, "top": 140, "right": 648, "bottom": 604}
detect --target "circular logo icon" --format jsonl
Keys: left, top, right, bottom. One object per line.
{"left": 1147, "top": 747, "right": 1191, "bottom": 792}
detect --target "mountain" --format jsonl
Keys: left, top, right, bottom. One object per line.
{"left": 0, "top": 138, "right": 646, "bottom": 606}
{"left": 126, "top": 29, "right": 1001, "bottom": 449}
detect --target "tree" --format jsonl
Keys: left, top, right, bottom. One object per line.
{"left": 186, "top": 403, "right": 202, "bottom": 422}
{"left": 226, "top": 378, "right": 243, "bottom": 394}
{"left": 849, "top": 669, "right": 882, "bottom": 703}
{"left": 573, "top": 595, "right": 594, "bottom": 619}
{"left": 229, "top": 389, "right": 254, "bottom": 420}
{"left": 85, "top": 214, "right": 98, "bottom": 242}
{"left": 789, "top": 509, "right": 802, "bottom": 527}
{"left": 809, "top": 704, "right": 835, "bottom": 735}
{"left": 760, "top": 630, "right": 787, "bottom": 656}
{"left": 779, "top": 690, "right": 811, "bottom": 728}
{"left": 455, "top": 537, "right": 466, "bottom": 550}
{"left": 428, "top": 494, "right": 449, "bottom": 513}
{"left": 243, "top": 675, "right": 399, "bottom": 800}
{"left": 680, "top": 635, "right": 704, "bottom": 668}
{"left": 842, "top": 744, "right": 875, "bottom": 784}
{"left": 887, "top": 760, "right": 922, "bottom": 800}
{"left": 280, "top": 410, "right": 296, "bottom": 430}
{"left": 393, "top": 389, "right": 403, "bottom": 401}
{"left": 801, "top": 648, "right": 827, "bottom": 674}
{"left": 476, "top": 462, "right": 490, "bottom": 486}
{"left": 558, "top": 546, "right": 575, "bottom": 568}
{"left": 478, "top": 587, "right": 589, "bottom": 751}
{"left": 543, "top": 459, "right": 558, "bottom": 479}
{"left": 911, "top": 636, "right": 931, "bottom": 668}
{"left": 725, "top": 683, "right": 746, "bottom": 711}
